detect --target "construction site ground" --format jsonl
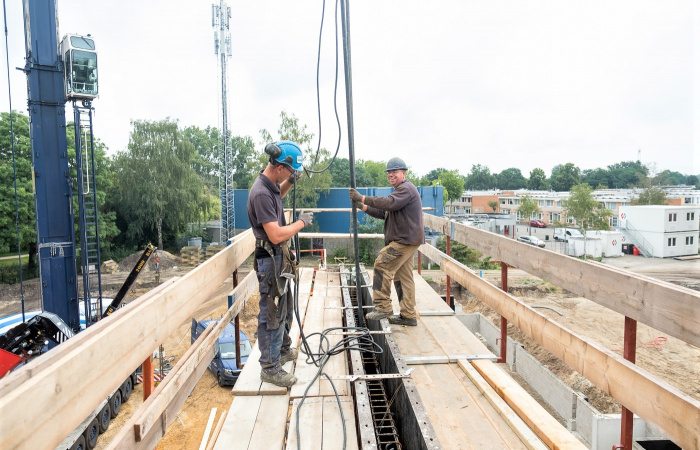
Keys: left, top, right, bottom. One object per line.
{"left": 0, "top": 251, "right": 697, "bottom": 448}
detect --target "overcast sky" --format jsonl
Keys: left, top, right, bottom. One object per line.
{"left": 1, "top": 1, "right": 698, "bottom": 178}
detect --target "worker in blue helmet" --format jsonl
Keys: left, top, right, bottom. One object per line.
{"left": 246, "top": 141, "right": 312, "bottom": 387}
{"left": 349, "top": 157, "right": 425, "bottom": 327}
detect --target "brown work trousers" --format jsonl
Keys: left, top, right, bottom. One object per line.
{"left": 372, "top": 242, "right": 420, "bottom": 319}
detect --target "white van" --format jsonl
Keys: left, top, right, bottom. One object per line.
{"left": 553, "top": 228, "right": 582, "bottom": 242}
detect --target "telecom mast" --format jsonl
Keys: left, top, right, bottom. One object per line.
{"left": 212, "top": 1, "right": 234, "bottom": 241}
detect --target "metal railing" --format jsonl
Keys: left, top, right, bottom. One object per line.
{"left": 621, "top": 220, "right": 653, "bottom": 257}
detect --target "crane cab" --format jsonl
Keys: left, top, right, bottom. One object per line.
{"left": 60, "top": 34, "right": 98, "bottom": 99}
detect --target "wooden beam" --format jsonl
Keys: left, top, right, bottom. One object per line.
{"left": 286, "top": 207, "right": 434, "bottom": 212}
{"left": 462, "top": 360, "right": 583, "bottom": 450}
{"left": 419, "top": 243, "right": 700, "bottom": 450}
{"left": 107, "top": 271, "right": 257, "bottom": 449}
{"left": 0, "top": 230, "right": 256, "bottom": 450}
{"left": 422, "top": 214, "right": 700, "bottom": 348}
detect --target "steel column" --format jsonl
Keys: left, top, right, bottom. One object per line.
{"left": 233, "top": 269, "right": 241, "bottom": 369}
{"left": 143, "top": 356, "right": 154, "bottom": 400}
{"left": 498, "top": 262, "right": 508, "bottom": 363}
{"left": 445, "top": 236, "right": 451, "bottom": 304}
{"left": 619, "top": 316, "right": 637, "bottom": 448}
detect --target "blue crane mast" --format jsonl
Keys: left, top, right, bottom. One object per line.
{"left": 21, "top": 0, "right": 100, "bottom": 331}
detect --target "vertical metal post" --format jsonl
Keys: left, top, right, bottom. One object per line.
{"left": 143, "top": 356, "right": 154, "bottom": 400}
{"left": 22, "top": 0, "right": 80, "bottom": 331}
{"left": 619, "top": 316, "right": 637, "bottom": 448}
{"left": 340, "top": 0, "right": 364, "bottom": 327}
{"left": 233, "top": 269, "right": 241, "bottom": 369}
{"left": 498, "top": 262, "right": 508, "bottom": 363}
{"left": 417, "top": 252, "right": 421, "bottom": 275}
{"left": 445, "top": 236, "right": 451, "bottom": 304}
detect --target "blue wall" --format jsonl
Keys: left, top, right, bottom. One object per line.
{"left": 233, "top": 186, "right": 443, "bottom": 233}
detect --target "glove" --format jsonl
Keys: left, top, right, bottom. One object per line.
{"left": 287, "top": 171, "right": 302, "bottom": 185}
{"left": 352, "top": 201, "right": 366, "bottom": 211}
{"left": 349, "top": 188, "right": 363, "bottom": 203}
{"left": 298, "top": 212, "right": 314, "bottom": 227}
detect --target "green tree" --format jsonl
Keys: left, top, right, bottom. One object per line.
{"left": 653, "top": 169, "right": 686, "bottom": 186}
{"left": 438, "top": 170, "right": 464, "bottom": 209}
{"left": 527, "top": 168, "right": 550, "bottom": 190}
{"left": 113, "top": 119, "right": 206, "bottom": 250}
{"left": 634, "top": 187, "right": 667, "bottom": 205}
{"left": 607, "top": 160, "right": 647, "bottom": 188}
{"left": 0, "top": 112, "right": 35, "bottom": 267}
{"left": 260, "top": 111, "right": 332, "bottom": 210}
{"left": 496, "top": 168, "right": 527, "bottom": 190}
{"left": 419, "top": 168, "right": 448, "bottom": 187}
{"left": 550, "top": 163, "right": 581, "bottom": 192}
{"left": 488, "top": 200, "right": 498, "bottom": 212}
{"left": 581, "top": 168, "right": 610, "bottom": 189}
{"left": 518, "top": 196, "right": 539, "bottom": 235}
{"left": 361, "top": 160, "right": 391, "bottom": 187}
{"left": 182, "top": 125, "right": 220, "bottom": 191}
{"left": 562, "top": 183, "right": 612, "bottom": 237}
{"left": 436, "top": 236, "right": 482, "bottom": 266}
{"left": 229, "top": 135, "right": 259, "bottom": 189}
{"left": 464, "top": 164, "right": 497, "bottom": 190}
{"left": 328, "top": 158, "right": 373, "bottom": 187}
{"left": 686, "top": 175, "right": 699, "bottom": 187}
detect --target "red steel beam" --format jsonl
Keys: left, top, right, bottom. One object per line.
{"left": 498, "top": 262, "right": 508, "bottom": 363}
{"left": 619, "top": 316, "right": 637, "bottom": 448}
{"left": 446, "top": 235, "right": 451, "bottom": 306}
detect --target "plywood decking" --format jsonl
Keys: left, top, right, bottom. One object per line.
{"left": 286, "top": 396, "right": 359, "bottom": 450}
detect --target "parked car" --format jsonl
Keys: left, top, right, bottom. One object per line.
{"left": 191, "top": 318, "right": 252, "bottom": 386}
{"left": 517, "top": 235, "right": 546, "bottom": 248}
{"left": 529, "top": 219, "right": 546, "bottom": 228}
{"left": 553, "top": 228, "right": 582, "bottom": 242}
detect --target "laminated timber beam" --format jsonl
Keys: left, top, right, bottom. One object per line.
{"left": 107, "top": 271, "right": 258, "bottom": 449}
{"left": 0, "top": 230, "right": 256, "bottom": 450}
{"left": 419, "top": 243, "right": 700, "bottom": 450}
{"left": 423, "top": 213, "right": 700, "bottom": 348}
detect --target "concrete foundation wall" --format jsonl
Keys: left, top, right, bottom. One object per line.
{"left": 457, "top": 313, "right": 671, "bottom": 449}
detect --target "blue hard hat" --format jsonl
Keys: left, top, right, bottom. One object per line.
{"left": 386, "top": 157, "right": 408, "bottom": 171}
{"left": 271, "top": 141, "right": 304, "bottom": 171}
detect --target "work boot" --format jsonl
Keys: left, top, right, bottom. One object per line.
{"left": 388, "top": 314, "right": 417, "bottom": 327}
{"left": 260, "top": 367, "right": 297, "bottom": 387}
{"left": 365, "top": 309, "right": 392, "bottom": 321}
{"left": 280, "top": 348, "right": 298, "bottom": 365}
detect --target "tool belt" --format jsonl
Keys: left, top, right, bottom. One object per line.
{"left": 254, "top": 239, "right": 297, "bottom": 303}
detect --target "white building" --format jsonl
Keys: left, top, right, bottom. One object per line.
{"left": 618, "top": 205, "right": 699, "bottom": 258}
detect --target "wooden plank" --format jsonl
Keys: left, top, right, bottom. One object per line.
{"left": 205, "top": 410, "right": 227, "bottom": 450}
{"left": 321, "top": 397, "right": 358, "bottom": 450}
{"left": 458, "top": 360, "right": 548, "bottom": 450}
{"left": 421, "top": 316, "right": 491, "bottom": 356}
{"left": 320, "top": 270, "right": 349, "bottom": 397}
{"left": 199, "top": 408, "right": 217, "bottom": 450}
{"left": 422, "top": 213, "right": 700, "bottom": 348}
{"left": 288, "top": 268, "right": 314, "bottom": 350}
{"left": 128, "top": 271, "right": 257, "bottom": 442}
{"left": 419, "top": 243, "right": 700, "bottom": 450}
{"left": 0, "top": 230, "right": 256, "bottom": 450}
{"left": 245, "top": 395, "right": 290, "bottom": 449}
{"left": 213, "top": 396, "right": 261, "bottom": 450}
{"left": 411, "top": 364, "right": 526, "bottom": 449}
{"left": 231, "top": 341, "right": 289, "bottom": 396}
{"left": 287, "top": 397, "right": 323, "bottom": 450}
{"left": 391, "top": 318, "right": 447, "bottom": 358}
{"left": 471, "top": 360, "right": 586, "bottom": 450}
{"left": 299, "top": 232, "right": 384, "bottom": 239}
{"left": 290, "top": 272, "right": 328, "bottom": 399}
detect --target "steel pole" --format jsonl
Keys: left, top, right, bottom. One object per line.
{"left": 339, "top": 0, "right": 364, "bottom": 327}
{"left": 445, "top": 236, "right": 451, "bottom": 305}
{"left": 233, "top": 269, "right": 241, "bottom": 369}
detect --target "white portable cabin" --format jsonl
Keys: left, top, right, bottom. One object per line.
{"left": 566, "top": 236, "right": 603, "bottom": 258}
{"left": 588, "top": 230, "right": 624, "bottom": 257}
{"left": 619, "top": 205, "right": 699, "bottom": 258}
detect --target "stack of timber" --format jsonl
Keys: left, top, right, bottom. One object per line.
{"left": 100, "top": 260, "right": 119, "bottom": 274}
{"left": 180, "top": 245, "right": 203, "bottom": 266}
{"left": 206, "top": 244, "right": 227, "bottom": 260}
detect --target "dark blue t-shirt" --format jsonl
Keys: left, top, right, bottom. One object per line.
{"left": 246, "top": 172, "right": 286, "bottom": 242}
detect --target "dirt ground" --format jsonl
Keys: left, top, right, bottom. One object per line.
{"left": 428, "top": 254, "right": 700, "bottom": 414}
{"left": 1, "top": 251, "right": 697, "bottom": 447}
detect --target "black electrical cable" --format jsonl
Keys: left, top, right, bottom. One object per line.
{"left": 3, "top": 0, "right": 26, "bottom": 323}
{"left": 305, "top": 0, "right": 342, "bottom": 176}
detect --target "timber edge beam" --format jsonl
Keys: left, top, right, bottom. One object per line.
{"left": 419, "top": 243, "right": 700, "bottom": 450}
